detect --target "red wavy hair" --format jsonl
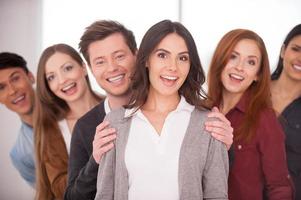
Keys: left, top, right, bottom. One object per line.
{"left": 207, "top": 29, "right": 272, "bottom": 142}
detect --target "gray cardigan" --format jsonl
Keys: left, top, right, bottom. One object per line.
{"left": 95, "top": 107, "right": 229, "bottom": 200}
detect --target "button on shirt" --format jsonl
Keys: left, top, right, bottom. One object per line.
{"left": 124, "top": 96, "right": 194, "bottom": 200}
{"left": 9, "top": 121, "right": 35, "bottom": 187}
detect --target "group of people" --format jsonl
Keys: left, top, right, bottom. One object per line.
{"left": 0, "top": 19, "right": 300, "bottom": 200}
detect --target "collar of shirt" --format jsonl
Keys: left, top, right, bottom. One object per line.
{"left": 228, "top": 91, "right": 251, "bottom": 114}
{"left": 104, "top": 98, "right": 111, "bottom": 114}
{"left": 124, "top": 95, "right": 194, "bottom": 118}
{"left": 21, "top": 121, "right": 32, "bottom": 129}
{"left": 20, "top": 121, "right": 33, "bottom": 137}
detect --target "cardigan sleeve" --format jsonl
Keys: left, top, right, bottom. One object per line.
{"left": 258, "top": 109, "right": 293, "bottom": 199}
{"left": 203, "top": 137, "right": 229, "bottom": 200}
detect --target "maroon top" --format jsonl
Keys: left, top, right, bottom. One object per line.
{"left": 227, "top": 93, "right": 293, "bottom": 200}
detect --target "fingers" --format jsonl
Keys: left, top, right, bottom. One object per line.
{"left": 207, "top": 108, "right": 231, "bottom": 126}
{"left": 93, "top": 141, "right": 114, "bottom": 164}
{"left": 205, "top": 120, "right": 233, "bottom": 134}
{"left": 94, "top": 121, "right": 115, "bottom": 140}
{"left": 211, "top": 132, "right": 232, "bottom": 150}
{"left": 205, "top": 111, "right": 234, "bottom": 150}
{"left": 211, "top": 106, "right": 219, "bottom": 112}
{"left": 92, "top": 120, "right": 117, "bottom": 163}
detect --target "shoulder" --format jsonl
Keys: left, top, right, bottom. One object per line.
{"left": 190, "top": 108, "right": 211, "bottom": 126}
{"left": 9, "top": 125, "right": 32, "bottom": 156}
{"left": 258, "top": 107, "right": 280, "bottom": 127}
{"left": 257, "top": 107, "right": 285, "bottom": 140}
{"left": 186, "top": 108, "right": 211, "bottom": 140}
{"left": 76, "top": 101, "right": 106, "bottom": 128}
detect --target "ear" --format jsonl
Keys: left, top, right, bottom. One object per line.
{"left": 27, "top": 71, "right": 35, "bottom": 84}
{"left": 280, "top": 44, "right": 285, "bottom": 59}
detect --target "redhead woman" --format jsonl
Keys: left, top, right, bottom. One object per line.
{"left": 207, "top": 29, "right": 293, "bottom": 199}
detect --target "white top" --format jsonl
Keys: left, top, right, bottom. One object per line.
{"left": 58, "top": 119, "right": 72, "bottom": 155}
{"left": 124, "top": 96, "right": 194, "bottom": 200}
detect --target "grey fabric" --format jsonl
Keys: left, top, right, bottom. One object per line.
{"left": 95, "top": 107, "right": 229, "bottom": 200}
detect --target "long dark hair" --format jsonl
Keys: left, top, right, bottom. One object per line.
{"left": 128, "top": 19, "right": 210, "bottom": 110}
{"left": 271, "top": 24, "right": 301, "bottom": 80}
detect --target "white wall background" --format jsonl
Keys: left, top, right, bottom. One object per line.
{"left": 0, "top": 0, "right": 300, "bottom": 199}
{"left": 0, "top": 0, "right": 41, "bottom": 199}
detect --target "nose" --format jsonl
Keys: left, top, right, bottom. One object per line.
{"left": 7, "top": 82, "right": 17, "bottom": 96}
{"left": 57, "top": 72, "right": 66, "bottom": 85}
{"left": 167, "top": 58, "right": 177, "bottom": 71}
{"left": 107, "top": 58, "right": 118, "bottom": 72}
{"left": 235, "top": 59, "right": 244, "bottom": 71}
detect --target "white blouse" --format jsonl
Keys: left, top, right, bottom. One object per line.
{"left": 58, "top": 119, "right": 71, "bottom": 155}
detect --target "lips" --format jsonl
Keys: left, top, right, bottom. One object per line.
{"left": 293, "top": 64, "right": 301, "bottom": 71}
{"left": 61, "top": 82, "right": 76, "bottom": 93}
{"left": 12, "top": 94, "right": 25, "bottom": 104}
{"left": 107, "top": 74, "right": 125, "bottom": 83}
{"left": 161, "top": 75, "right": 178, "bottom": 81}
{"left": 159, "top": 75, "right": 179, "bottom": 87}
{"left": 229, "top": 73, "right": 244, "bottom": 81}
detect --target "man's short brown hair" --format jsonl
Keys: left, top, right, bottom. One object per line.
{"left": 79, "top": 20, "right": 137, "bottom": 65}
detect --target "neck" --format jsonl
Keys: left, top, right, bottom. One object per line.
{"left": 272, "top": 73, "right": 301, "bottom": 101}
{"left": 20, "top": 113, "right": 33, "bottom": 127}
{"left": 66, "top": 91, "right": 98, "bottom": 120}
{"left": 107, "top": 92, "right": 131, "bottom": 110}
{"left": 142, "top": 90, "right": 180, "bottom": 114}
{"left": 221, "top": 91, "right": 243, "bottom": 114}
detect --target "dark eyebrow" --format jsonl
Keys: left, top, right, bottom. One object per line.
{"left": 154, "top": 48, "right": 189, "bottom": 55}
{"left": 154, "top": 48, "right": 170, "bottom": 54}
{"left": 113, "top": 50, "right": 125, "bottom": 55}
{"left": 9, "top": 71, "right": 21, "bottom": 78}
{"left": 61, "top": 62, "right": 73, "bottom": 68}
{"left": 291, "top": 44, "right": 301, "bottom": 49}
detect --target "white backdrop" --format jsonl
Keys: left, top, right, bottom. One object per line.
{"left": 0, "top": 0, "right": 300, "bottom": 199}
{"left": 42, "top": 0, "right": 301, "bottom": 92}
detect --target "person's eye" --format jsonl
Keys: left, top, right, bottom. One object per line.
{"left": 46, "top": 74, "right": 55, "bottom": 82}
{"left": 95, "top": 60, "right": 105, "bottom": 66}
{"left": 157, "top": 52, "right": 167, "bottom": 58}
{"left": 0, "top": 84, "right": 5, "bottom": 91}
{"left": 115, "top": 54, "right": 125, "bottom": 60}
{"left": 248, "top": 60, "right": 256, "bottom": 66}
{"left": 230, "top": 53, "right": 237, "bottom": 60}
{"left": 11, "top": 75, "right": 20, "bottom": 82}
{"left": 64, "top": 65, "right": 73, "bottom": 72}
{"left": 291, "top": 46, "right": 301, "bottom": 52}
{"left": 179, "top": 55, "right": 189, "bottom": 62}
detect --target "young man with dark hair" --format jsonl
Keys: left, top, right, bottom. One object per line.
{"left": 0, "top": 52, "right": 36, "bottom": 187}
